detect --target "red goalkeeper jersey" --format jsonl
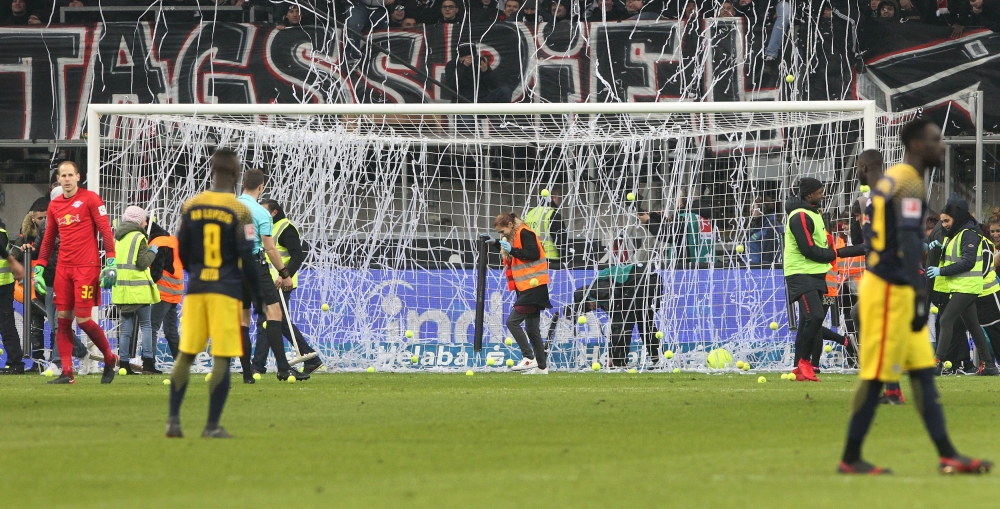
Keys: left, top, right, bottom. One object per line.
{"left": 38, "top": 188, "right": 116, "bottom": 268}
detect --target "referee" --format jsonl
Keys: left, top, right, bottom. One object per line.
{"left": 238, "top": 169, "right": 309, "bottom": 383}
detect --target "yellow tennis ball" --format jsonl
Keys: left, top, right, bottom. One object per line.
{"left": 735, "top": 244, "right": 745, "bottom": 254}
{"left": 529, "top": 278, "right": 539, "bottom": 287}
{"left": 930, "top": 306, "right": 939, "bottom": 314}
{"left": 163, "top": 378, "right": 171, "bottom": 385}
{"left": 118, "top": 368, "right": 127, "bottom": 376}
{"left": 321, "top": 303, "right": 330, "bottom": 312}
{"left": 262, "top": 322, "right": 267, "bottom": 329}
{"left": 742, "top": 363, "right": 750, "bottom": 371}
{"left": 672, "top": 368, "right": 681, "bottom": 373}
{"left": 943, "top": 361, "right": 953, "bottom": 369}
{"left": 487, "top": 358, "right": 496, "bottom": 366}
{"left": 860, "top": 185, "right": 870, "bottom": 193}
{"left": 578, "top": 316, "right": 587, "bottom": 325}
{"left": 411, "top": 355, "right": 419, "bottom": 364}
{"left": 591, "top": 362, "right": 601, "bottom": 371}
{"left": 253, "top": 373, "right": 261, "bottom": 380}
{"left": 757, "top": 376, "right": 767, "bottom": 383}
{"left": 466, "top": 370, "right": 474, "bottom": 376}
{"left": 655, "top": 331, "right": 664, "bottom": 339}
{"left": 626, "top": 192, "right": 636, "bottom": 201}
{"left": 43, "top": 369, "right": 53, "bottom": 377}
{"left": 824, "top": 344, "right": 833, "bottom": 353}
{"left": 664, "top": 350, "right": 673, "bottom": 359}
{"left": 628, "top": 368, "right": 637, "bottom": 374}
{"left": 405, "top": 330, "right": 414, "bottom": 339}
{"left": 287, "top": 375, "right": 297, "bottom": 384}
{"left": 204, "top": 373, "right": 211, "bottom": 382}
{"left": 541, "top": 189, "right": 550, "bottom": 198}
{"left": 769, "top": 322, "right": 779, "bottom": 330}
{"left": 367, "top": 366, "right": 375, "bottom": 373}
{"left": 787, "top": 372, "right": 795, "bottom": 380}
{"left": 785, "top": 74, "right": 795, "bottom": 83}
{"left": 505, "top": 337, "right": 514, "bottom": 346}
{"left": 736, "top": 360, "right": 746, "bottom": 369}
{"left": 506, "top": 359, "right": 514, "bottom": 367}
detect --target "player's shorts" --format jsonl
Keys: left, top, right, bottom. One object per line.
{"left": 53, "top": 265, "right": 101, "bottom": 316}
{"left": 858, "top": 272, "right": 937, "bottom": 382}
{"left": 180, "top": 293, "right": 243, "bottom": 357}
{"left": 242, "top": 259, "right": 280, "bottom": 310}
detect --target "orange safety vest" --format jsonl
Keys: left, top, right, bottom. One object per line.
{"left": 149, "top": 234, "right": 184, "bottom": 304}
{"left": 835, "top": 236, "right": 865, "bottom": 287}
{"left": 504, "top": 224, "right": 550, "bottom": 292}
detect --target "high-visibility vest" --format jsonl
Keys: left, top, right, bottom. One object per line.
{"left": 504, "top": 224, "right": 549, "bottom": 292}
{"left": 0, "top": 227, "right": 12, "bottom": 286}
{"left": 524, "top": 205, "right": 559, "bottom": 261}
{"left": 835, "top": 236, "right": 865, "bottom": 287}
{"left": 268, "top": 218, "right": 299, "bottom": 289}
{"left": 783, "top": 208, "right": 830, "bottom": 276}
{"left": 149, "top": 234, "right": 183, "bottom": 304}
{"left": 981, "top": 237, "right": 1000, "bottom": 297}
{"left": 940, "top": 229, "right": 985, "bottom": 295}
{"left": 112, "top": 230, "right": 161, "bottom": 305}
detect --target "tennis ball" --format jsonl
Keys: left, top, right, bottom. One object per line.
{"left": 487, "top": 358, "right": 496, "bottom": 366}
{"left": 664, "top": 350, "right": 673, "bottom": 359}
{"left": 780, "top": 373, "right": 789, "bottom": 380}
{"left": 43, "top": 369, "right": 53, "bottom": 377}
{"left": 592, "top": 362, "right": 601, "bottom": 371}
{"left": 673, "top": 368, "right": 681, "bottom": 373}
{"left": 785, "top": 74, "right": 795, "bottom": 83}
{"left": 0, "top": 349, "right": 3, "bottom": 355}
{"left": 769, "top": 322, "right": 779, "bottom": 330}
{"left": 529, "top": 277, "right": 539, "bottom": 287}
{"left": 628, "top": 368, "right": 637, "bottom": 374}
{"left": 758, "top": 376, "right": 767, "bottom": 383}
{"left": 405, "top": 330, "right": 414, "bottom": 339}
{"left": 944, "top": 361, "right": 953, "bottom": 369}
{"left": 655, "top": 331, "right": 664, "bottom": 339}
{"left": 541, "top": 188, "right": 550, "bottom": 198}
{"left": 411, "top": 355, "right": 419, "bottom": 364}
{"left": 321, "top": 303, "right": 330, "bottom": 312}
{"left": 163, "top": 378, "right": 171, "bottom": 385}
{"left": 735, "top": 244, "right": 745, "bottom": 254}
{"left": 930, "top": 305, "right": 939, "bottom": 314}
{"left": 505, "top": 337, "right": 514, "bottom": 346}
{"left": 367, "top": 366, "right": 375, "bottom": 373}
{"left": 118, "top": 368, "right": 127, "bottom": 376}
{"left": 626, "top": 192, "right": 636, "bottom": 201}
{"left": 287, "top": 375, "right": 297, "bottom": 384}
{"left": 824, "top": 344, "right": 833, "bottom": 353}
{"left": 706, "top": 348, "right": 734, "bottom": 369}
{"left": 860, "top": 185, "right": 871, "bottom": 193}
{"left": 742, "top": 363, "right": 750, "bottom": 371}
{"left": 253, "top": 373, "right": 262, "bottom": 380}
{"left": 736, "top": 360, "right": 746, "bottom": 369}
{"left": 262, "top": 322, "right": 267, "bottom": 329}
{"left": 466, "top": 370, "right": 474, "bottom": 376}
{"left": 578, "top": 316, "right": 587, "bottom": 325}
{"left": 787, "top": 372, "right": 796, "bottom": 380}
{"left": 506, "top": 359, "right": 514, "bottom": 367}
{"left": 204, "top": 373, "right": 211, "bottom": 382}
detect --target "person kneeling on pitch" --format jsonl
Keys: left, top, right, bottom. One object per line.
{"left": 495, "top": 212, "right": 551, "bottom": 374}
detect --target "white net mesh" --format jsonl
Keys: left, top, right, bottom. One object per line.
{"left": 95, "top": 106, "right": 918, "bottom": 372}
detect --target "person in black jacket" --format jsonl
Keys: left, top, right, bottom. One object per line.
{"left": 442, "top": 43, "right": 513, "bottom": 103}
{"left": 252, "top": 200, "right": 323, "bottom": 375}
{"left": 468, "top": 0, "right": 504, "bottom": 22}
{"left": 495, "top": 212, "right": 552, "bottom": 374}
{"left": 0, "top": 217, "right": 26, "bottom": 374}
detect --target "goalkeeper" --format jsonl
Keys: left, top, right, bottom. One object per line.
{"left": 35, "top": 161, "right": 120, "bottom": 384}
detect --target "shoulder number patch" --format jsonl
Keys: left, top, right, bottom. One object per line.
{"left": 97, "top": 205, "right": 107, "bottom": 216}
{"left": 244, "top": 224, "right": 256, "bottom": 241}
{"left": 901, "top": 197, "right": 922, "bottom": 219}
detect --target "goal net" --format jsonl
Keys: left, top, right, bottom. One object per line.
{"left": 91, "top": 102, "right": 917, "bottom": 373}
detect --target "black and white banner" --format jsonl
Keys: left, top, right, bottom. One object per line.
{"left": 0, "top": 21, "right": 995, "bottom": 140}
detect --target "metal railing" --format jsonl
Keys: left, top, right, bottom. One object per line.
{"left": 59, "top": 5, "right": 269, "bottom": 23}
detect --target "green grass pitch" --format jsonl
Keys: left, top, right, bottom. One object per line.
{"left": 3, "top": 372, "right": 1000, "bottom": 508}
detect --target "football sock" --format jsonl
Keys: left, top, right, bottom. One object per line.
{"left": 239, "top": 326, "right": 253, "bottom": 377}
{"left": 885, "top": 382, "right": 901, "bottom": 394}
{"left": 909, "top": 368, "right": 958, "bottom": 458}
{"left": 78, "top": 319, "right": 112, "bottom": 359}
{"left": 267, "top": 320, "right": 291, "bottom": 371}
{"left": 169, "top": 353, "right": 194, "bottom": 419}
{"left": 842, "top": 379, "right": 883, "bottom": 464}
{"left": 207, "top": 357, "right": 232, "bottom": 428}
{"left": 55, "top": 318, "right": 75, "bottom": 376}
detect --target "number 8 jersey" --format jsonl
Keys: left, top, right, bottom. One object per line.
{"left": 866, "top": 163, "right": 928, "bottom": 288}
{"left": 177, "top": 191, "right": 256, "bottom": 300}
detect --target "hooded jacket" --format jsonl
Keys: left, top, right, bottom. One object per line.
{"left": 114, "top": 221, "right": 156, "bottom": 272}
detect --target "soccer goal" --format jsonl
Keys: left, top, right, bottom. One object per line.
{"left": 87, "top": 101, "right": 916, "bottom": 373}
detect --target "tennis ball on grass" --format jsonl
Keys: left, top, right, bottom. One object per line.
{"left": 627, "top": 192, "right": 636, "bottom": 201}
{"left": 118, "top": 368, "right": 127, "bottom": 376}
{"left": 944, "top": 361, "right": 953, "bottom": 369}
{"left": 466, "top": 370, "right": 474, "bottom": 376}
{"left": 664, "top": 350, "right": 673, "bottom": 359}
{"left": 824, "top": 344, "right": 833, "bottom": 353}
{"left": 163, "top": 378, "right": 171, "bottom": 385}
{"left": 487, "top": 358, "right": 496, "bottom": 366}
{"left": 506, "top": 359, "right": 514, "bottom": 367}
{"left": 629, "top": 368, "right": 637, "bottom": 374}
{"left": 736, "top": 360, "right": 746, "bottom": 369}
{"left": 43, "top": 369, "right": 53, "bottom": 377}
{"left": 405, "top": 330, "right": 414, "bottom": 339}
{"left": 204, "top": 373, "right": 211, "bottom": 382}
{"left": 505, "top": 337, "right": 514, "bottom": 346}
{"left": 769, "top": 322, "right": 779, "bottom": 330}
{"left": 321, "top": 303, "right": 330, "bottom": 312}
{"left": 411, "top": 355, "right": 419, "bottom": 364}
{"left": 592, "top": 362, "right": 601, "bottom": 371}
{"left": 541, "top": 189, "right": 550, "bottom": 198}
{"left": 780, "top": 373, "right": 788, "bottom": 380}
{"left": 673, "top": 368, "right": 681, "bottom": 373}
{"left": 287, "top": 375, "right": 297, "bottom": 384}
{"left": 735, "top": 244, "right": 745, "bottom": 254}
{"left": 785, "top": 74, "right": 795, "bottom": 83}
{"left": 742, "top": 363, "right": 750, "bottom": 371}
{"left": 758, "top": 376, "right": 767, "bottom": 383}
{"left": 578, "top": 316, "right": 587, "bottom": 325}
{"left": 253, "top": 373, "right": 262, "bottom": 380}
{"left": 367, "top": 366, "right": 375, "bottom": 373}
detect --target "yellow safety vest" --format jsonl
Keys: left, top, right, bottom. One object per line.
{"left": 783, "top": 208, "right": 830, "bottom": 276}
{"left": 268, "top": 218, "right": 299, "bottom": 289}
{"left": 940, "top": 229, "right": 985, "bottom": 295}
{"left": 524, "top": 205, "right": 559, "bottom": 261}
{"left": 0, "top": 228, "right": 12, "bottom": 286}
{"left": 112, "top": 230, "right": 161, "bottom": 305}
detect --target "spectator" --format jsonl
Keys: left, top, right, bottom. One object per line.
{"left": 517, "top": 0, "right": 538, "bottom": 20}
{"left": 898, "top": 0, "right": 922, "bottom": 18}
{"left": 404, "top": 0, "right": 439, "bottom": 24}
{"left": 925, "top": 212, "right": 939, "bottom": 238}
{"left": 920, "top": 0, "right": 971, "bottom": 38}
{"left": 503, "top": 0, "right": 520, "bottom": 18}
{"left": 443, "top": 43, "right": 513, "bottom": 102}
{"left": 401, "top": 15, "right": 417, "bottom": 26}
{"left": 4, "top": 0, "right": 41, "bottom": 24}
{"left": 388, "top": 3, "right": 408, "bottom": 25}
{"left": 746, "top": 196, "right": 782, "bottom": 267}
{"left": 345, "top": 0, "right": 390, "bottom": 59}
{"left": 969, "top": 0, "right": 1000, "bottom": 30}
{"left": 469, "top": 0, "right": 504, "bottom": 22}
{"left": 867, "top": 0, "right": 881, "bottom": 16}
{"left": 585, "top": 0, "right": 628, "bottom": 20}
{"left": 547, "top": 0, "right": 571, "bottom": 21}
{"left": 625, "top": 0, "right": 660, "bottom": 18}
{"left": 716, "top": 0, "right": 736, "bottom": 16}
{"left": 278, "top": 5, "right": 303, "bottom": 27}
{"left": 437, "top": 0, "right": 461, "bottom": 22}
{"left": 764, "top": 0, "right": 792, "bottom": 61}
{"left": 878, "top": 0, "right": 899, "bottom": 18}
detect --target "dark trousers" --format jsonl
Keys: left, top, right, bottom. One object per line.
{"left": 150, "top": 301, "right": 181, "bottom": 360}
{"left": 936, "top": 292, "right": 993, "bottom": 363}
{"left": 252, "top": 289, "right": 319, "bottom": 371}
{"left": 608, "top": 271, "right": 662, "bottom": 367}
{"left": 794, "top": 289, "right": 825, "bottom": 364}
{"left": 506, "top": 308, "right": 546, "bottom": 369}
{"left": 0, "top": 283, "right": 24, "bottom": 368}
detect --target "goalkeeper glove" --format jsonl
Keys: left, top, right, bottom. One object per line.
{"left": 101, "top": 257, "right": 117, "bottom": 289}
{"left": 33, "top": 265, "right": 46, "bottom": 296}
